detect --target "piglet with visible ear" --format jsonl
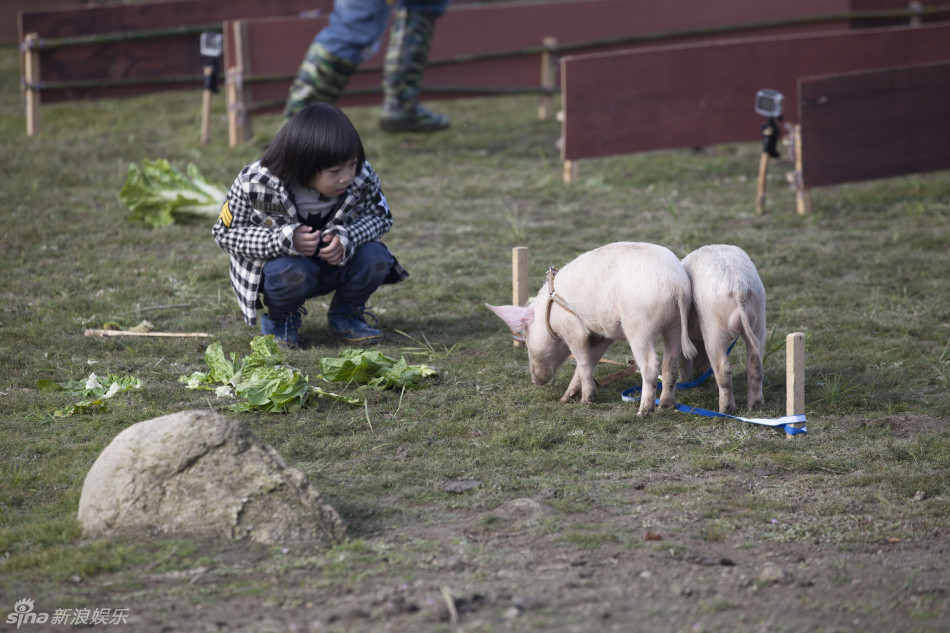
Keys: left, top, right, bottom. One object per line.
{"left": 487, "top": 241, "right": 696, "bottom": 416}
{"left": 680, "top": 244, "right": 766, "bottom": 415}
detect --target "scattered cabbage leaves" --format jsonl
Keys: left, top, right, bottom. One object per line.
{"left": 181, "top": 337, "right": 439, "bottom": 413}
{"left": 38, "top": 373, "right": 143, "bottom": 417}
{"left": 319, "top": 349, "right": 439, "bottom": 390}
{"left": 180, "top": 336, "right": 337, "bottom": 413}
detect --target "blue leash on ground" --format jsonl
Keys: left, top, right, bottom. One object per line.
{"left": 619, "top": 340, "right": 807, "bottom": 435}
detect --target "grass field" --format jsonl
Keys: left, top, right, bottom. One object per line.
{"left": 1, "top": 42, "right": 949, "bottom": 632}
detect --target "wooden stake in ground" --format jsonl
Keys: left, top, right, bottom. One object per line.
{"left": 226, "top": 20, "right": 254, "bottom": 147}
{"left": 538, "top": 37, "right": 558, "bottom": 121}
{"left": 512, "top": 246, "right": 529, "bottom": 347}
{"left": 793, "top": 125, "right": 811, "bottom": 215}
{"left": 200, "top": 31, "right": 222, "bottom": 145}
{"left": 201, "top": 65, "right": 214, "bottom": 145}
{"left": 755, "top": 152, "right": 770, "bottom": 215}
{"left": 563, "top": 159, "right": 578, "bottom": 184}
{"left": 24, "top": 33, "right": 41, "bottom": 137}
{"left": 85, "top": 330, "right": 212, "bottom": 338}
{"left": 786, "top": 332, "right": 805, "bottom": 438}
{"left": 755, "top": 113, "right": 782, "bottom": 214}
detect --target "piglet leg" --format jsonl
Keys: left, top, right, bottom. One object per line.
{"left": 561, "top": 338, "right": 613, "bottom": 403}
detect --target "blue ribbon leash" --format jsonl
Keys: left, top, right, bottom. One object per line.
{"left": 619, "top": 339, "right": 807, "bottom": 436}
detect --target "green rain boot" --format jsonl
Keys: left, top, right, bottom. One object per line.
{"left": 379, "top": 8, "right": 450, "bottom": 133}
{"left": 284, "top": 43, "right": 356, "bottom": 118}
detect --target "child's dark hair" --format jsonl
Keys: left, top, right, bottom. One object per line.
{"left": 261, "top": 103, "right": 366, "bottom": 188}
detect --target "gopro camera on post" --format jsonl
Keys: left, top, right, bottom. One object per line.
{"left": 754, "top": 88, "right": 784, "bottom": 119}
{"left": 199, "top": 31, "right": 223, "bottom": 144}
{"left": 753, "top": 89, "right": 785, "bottom": 214}
{"left": 754, "top": 89, "right": 783, "bottom": 158}
{"left": 200, "top": 31, "right": 223, "bottom": 58}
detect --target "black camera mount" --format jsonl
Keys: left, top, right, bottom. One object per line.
{"left": 754, "top": 89, "right": 785, "bottom": 214}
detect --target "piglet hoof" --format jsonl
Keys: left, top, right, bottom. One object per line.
{"left": 748, "top": 398, "right": 765, "bottom": 411}
{"left": 658, "top": 398, "right": 676, "bottom": 409}
{"left": 568, "top": 395, "right": 596, "bottom": 405}
{"left": 720, "top": 402, "right": 738, "bottom": 416}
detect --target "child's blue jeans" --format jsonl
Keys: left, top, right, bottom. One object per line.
{"left": 315, "top": 0, "right": 451, "bottom": 65}
{"left": 260, "top": 241, "right": 395, "bottom": 315}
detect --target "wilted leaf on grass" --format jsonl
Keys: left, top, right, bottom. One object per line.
{"left": 38, "top": 373, "right": 142, "bottom": 417}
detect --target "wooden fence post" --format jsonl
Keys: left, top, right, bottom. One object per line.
{"left": 786, "top": 332, "right": 806, "bottom": 438}
{"left": 538, "top": 37, "right": 558, "bottom": 121}
{"left": 755, "top": 152, "right": 770, "bottom": 215}
{"left": 227, "top": 20, "right": 253, "bottom": 147}
{"left": 793, "top": 124, "right": 811, "bottom": 215}
{"left": 24, "top": 33, "right": 41, "bottom": 136}
{"left": 227, "top": 67, "right": 243, "bottom": 147}
{"left": 512, "top": 246, "right": 529, "bottom": 347}
{"left": 563, "top": 159, "right": 577, "bottom": 184}
{"left": 201, "top": 64, "right": 214, "bottom": 145}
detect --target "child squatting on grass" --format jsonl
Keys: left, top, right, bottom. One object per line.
{"left": 212, "top": 103, "right": 408, "bottom": 347}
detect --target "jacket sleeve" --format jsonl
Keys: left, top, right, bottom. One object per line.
{"left": 325, "top": 163, "right": 394, "bottom": 264}
{"left": 212, "top": 170, "right": 300, "bottom": 259}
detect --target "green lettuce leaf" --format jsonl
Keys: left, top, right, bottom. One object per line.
{"left": 180, "top": 341, "right": 238, "bottom": 390}
{"left": 180, "top": 335, "right": 319, "bottom": 413}
{"left": 181, "top": 338, "right": 439, "bottom": 413}
{"left": 319, "top": 349, "right": 439, "bottom": 390}
{"left": 119, "top": 158, "right": 227, "bottom": 228}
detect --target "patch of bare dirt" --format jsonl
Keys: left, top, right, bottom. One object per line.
{"left": 6, "top": 471, "right": 948, "bottom": 633}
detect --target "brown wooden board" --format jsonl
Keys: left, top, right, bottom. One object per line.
{"left": 849, "top": 0, "right": 949, "bottom": 28}
{"left": 3, "top": 0, "right": 82, "bottom": 44}
{"left": 19, "top": 0, "right": 327, "bottom": 39}
{"left": 561, "top": 23, "right": 950, "bottom": 161}
{"left": 21, "top": 0, "right": 331, "bottom": 103}
{"left": 229, "top": 0, "right": 852, "bottom": 113}
{"left": 799, "top": 60, "right": 950, "bottom": 186}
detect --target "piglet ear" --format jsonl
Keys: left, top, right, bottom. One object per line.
{"left": 486, "top": 303, "right": 535, "bottom": 332}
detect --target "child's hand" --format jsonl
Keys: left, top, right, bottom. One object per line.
{"left": 293, "top": 225, "right": 321, "bottom": 256}
{"left": 318, "top": 234, "right": 344, "bottom": 265}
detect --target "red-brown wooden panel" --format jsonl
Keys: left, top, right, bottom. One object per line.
{"left": 231, "top": 0, "right": 852, "bottom": 113}
{"left": 19, "top": 0, "right": 327, "bottom": 39}
{"left": 799, "top": 61, "right": 950, "bottom": 187}
{"left": 23, "top": 0, "right": 331, "bottom": 103}
{"left": 849, "top": 0, "right": 949, "bottom": 28}
{"left": 561, "top": 24, "right": 950, "bottom": 161}
{"left": 3, "top": 0, "right": 81, "bottom": 44}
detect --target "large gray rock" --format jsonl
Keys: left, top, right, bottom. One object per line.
{"left": 77, "top": 410, "right": 346, "bottom": 545}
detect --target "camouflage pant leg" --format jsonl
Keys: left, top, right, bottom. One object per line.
{"left": 379, "top": 9, "right": 448, "bottom": 131}
{"left": 284, "top": 43, "right": 356, "bottom": 118}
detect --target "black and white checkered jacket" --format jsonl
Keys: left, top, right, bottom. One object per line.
{"left": 212, "top": 159, "right": 406, "bottom": 325}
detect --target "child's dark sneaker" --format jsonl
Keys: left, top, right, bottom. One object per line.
{"left": 327, "top": 305, "right": 382, "bottom": 344}
{"left": 260, "top": 308, "right": 306, "bottom": 348}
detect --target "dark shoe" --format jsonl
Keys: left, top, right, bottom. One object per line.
{"left": 261, "top": 307, "right": 306, "bottom": 348}
{"left": 380, "top": 103, "right": 450, "bottom": 132}
{"left": 327, "top": 306, "right": 383, "bottom": 344}
{"left": 379, "top": 8, "right": 449, "bottom": 133}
